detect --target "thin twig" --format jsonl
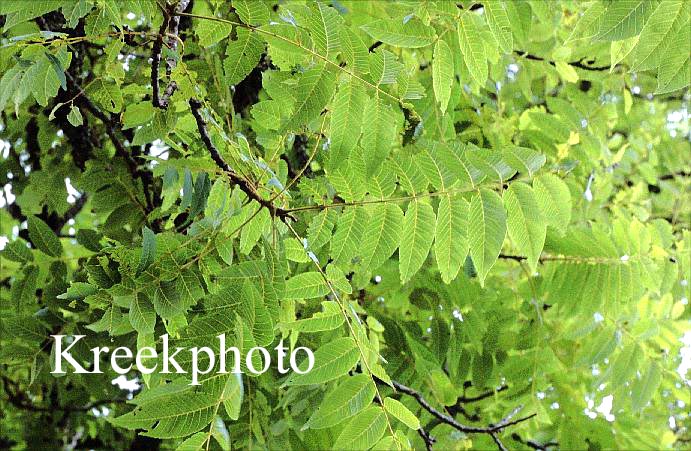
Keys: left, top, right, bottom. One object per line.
{"left": 491, "top": 433, "right": 509, "bottom": 451}
{"left": 514, "top": 50, "right": 611, "bottom": 71}
{"left": 188, "top": 99, "right": 294, "bottom": 221}
{"left": 152, "top": 0, "right": 190, "bottom": 108}
{"left": 417, "top": 427, "right": 435, "bottom": 450}
{"left": 378, "top": 378, "right": 535, "bottom": 435}
{"left": 458, "top": 385, "right": 509, "bottom": 403}
{"left": 1, "top": 376, "right": 126, "bottom": 413}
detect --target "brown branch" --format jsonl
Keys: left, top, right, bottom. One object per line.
{"left": 659, "top": 171, "right": 690, "bottom": 181}
{"left": 376, "top": 377, "right": 535, "bottom": 441}
{"left": 76, "top": 94, "right": 153, "bottom": 213}
{"left": 511, "top": 433, "right": 559, "bottom": 450}
{"left": 514, "top": 50, "right": 611, "bottom": 71}
{"left": 152, "top": 0, "right": 191, "bottom": 108}
{"left": 491, "top": 433, "right": 509, "bottom": 451}
{"left": 417, "top": 426, "right": 435, "bottom": 451}
{"left": 444, "top": 384, "right": 510, "bottom": 422}
{"left": 499, "top": 254, "right": 528, "bottom": 262}
{"left": 53, "top": 194, "right": 89, "bottom": 232}
{"left": 458, "top": 385, "right": 509, "bottom": 403}
{"left": 188, "top": 98, "right": 294, "bottom": 222}
{"left": 1, "top": 375, "right": 126, "bottom": 413}
{"left": 63, "top": 73, "right": 155, "bottom": 215}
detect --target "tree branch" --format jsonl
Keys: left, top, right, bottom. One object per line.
{"left": 458, "top": 385, "right": 509, "bottom": 403}
{"left": 188, "top": 98, "right": 294, "bottom": 221}
{"left": 65, "top": 73, "right": 155, "bottom": 214}
{"left": 491, "top": 432, "right": 509, "bottom": 451}
{"left": 417, "top": 426, "right": 435, "bottom": 451}
{"left": 511, "top": 433, "right": 559, "bottom": 450}
{"left": 499, "top": 254, "right": 528, "bottom": 262}
{"left": 444, "top": 385, "right": 510, "bottom": 421}
{"left": 514, "top": 50, "right": 611, "bottom": 71}
{"left": 376, "top": 377, "right": 535, "bottom": 441}
{"left": 659, "top": 170, "right": 690, "bottom": 181}
{"left": 1, "top": 376, "right": 126, "bottom": 413}
{"left": 152, "top": 0, "right": 190, "bottom": 108}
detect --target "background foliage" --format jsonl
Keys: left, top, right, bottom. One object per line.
{"left": 1, "top": 0, "right": 690, "bottom": 449}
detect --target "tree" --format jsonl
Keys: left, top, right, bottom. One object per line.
{"left": 0, "top": 0, "right": 689, "bottom": 449}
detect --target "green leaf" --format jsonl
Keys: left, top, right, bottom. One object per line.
{"left": 529, "top": 112, "right": 570, "bottom": 143}
{"left": 504, "top": 146, "right": 546, "bottom": 178}
{"left": 111, "top": 392, "right": 219, "bottom": 438}
{"left": 129, "top": 293, "right": 156, "bottom": 334}
{"left": 631, "top": 361, "right": 662, "bottom": 411}
{"left": 504, "top": 182, "right": 546, "bottom": 272}
{"left": 85, "top": 1, "right": 121, "bottom": 35}
{"left": 12, "top": 266, "right": 39, "bottom": 309}
{"left": 123, "top": 102, "right": 155, "bottom": 129}
{"left": 596, "top": 0, "right": 656, "bottom": 41}
{"left": 0, "top": 65, "right": 26, "bottom": 113}
{"left": 361, "top": 204, "right": 403, "bottom": 273}
{"left": 27, "top": 216, "right": 62, "bottom": 257}
{"left": 86, "top": 79, "right": 123, "bottom": 113}
{"left": 136, "top": 226, "right": 156, "bottom": 277}
{"left": 45, "top": 52, "right": 66, "bottom": 91}
{"left": 224, "top": 29, "right": 264, "bottom": 86}
{"left": 280, "top": 301, "right": 343, "bottom": 333}
{"left": 57, "top": 282, "right": 98, "bottom": 300}
{"left": 360, "top": 96, "right": 397, "bottom": 177}
{"left": 533, "top": 174, "right": 572, "bottom": 233}
{"left": 305, "top": 2, "right": 342, "bottom": 58}
{"left": 485, "top": 0, "right": 513, "bottom": 53}
{"left": 280, "top": 64, "right": 336, "bottom": 133}
{"left": 76, "top": 229, "right": 103, "bottom": 252}
{"left": 631, "top": 1, "right": 688, "bottom": 71}
{"left": 432, "top": 143, "right": 474, "bottom": 189}
{"left": 369, "top": 49, "right": 404, "bottom": 86}
{"left": 457, "top": 13, "right": 488, "bottom": 86}
{"left": 341, "top": 27, "right": 369, "bottom": 74}
{"left": 283, "top": 337, "right": 359, "bottom": 386}
{"left": 555, "top": 61, "right": 579, "bottom": 83}
{"left": 62, "top": 0, "right": 91, "bottom": 28}
{"left": 361, "top": 18, "right": 436, "bottom": 48}
{"left": 233, "top": 0, "right": 269, "bottom": 26}
{"left": 435, "top": 195, "right": 469, "bottom": 283}
{"left": 566, "top": 2, "right": 606, "bottom": 43}
{"left": 1, "top": 239, "right": 33, "bottom": 263}
{"left": 326, "top": 264, "right": 352, "bottom": 294}
{"left": 611, "top": 36, "right": 639, "bottom": 71}
{"left": 26, "top": 51, "right": 69, "bottom": 106}
{"left": 4, "top": 313, "right": 45, "bottom": 341}
{"left": 416, "top": 148, "right": 455, "bottom": 191}
{"left": 1, "top": 0, "right": 63, "bottom": 32}
{"left": 330, "top": 207, "right": 369, "bottom": 266}
{"left": 307, "top": 209, "right": 337, "bottom": 251}
{"left": 393, "top": 155, "right": 428, "bottom": 196}
{"left": 284, "top": 272, "right": 330, "bottom": 299}
{"left": 328, "top": 78, "right": 367, "bottom": 171}
{"left": 153, "top": 280, "right": 186, "bottom": 319}
{"left": 655, "top": 16, "right": 690, "bottom": 94}
{"left": 383, "top": 397, "right": 420, "bottom": 430}
{"left": 432, "top": 39, "right": 453, "bottom": 114}
{"left": 332, "top": 406, "right": 387, "bottom": 450}
{"left": 67, "top": 105, "right": 83, "bottom": 126}
{"left": 176, "top": 433, "right": 207, "bottom": 451}
{"left": 195, "top": 18, "right": 232, "bottom": 47}
{"left": 222, "top": 372, "right": 244, "bottom": 421}
{"left": 399, "top": 200, "right": 436, "bottom": 284}
{"left": 468, "top": 189, "right": 506, "bottom": 287}
{"left": 305, "top": 373, "right": 375, "bottom": 429}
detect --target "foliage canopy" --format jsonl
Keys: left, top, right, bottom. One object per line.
{"left": 0, "top": 0, "right": 690, "bottom": 450}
